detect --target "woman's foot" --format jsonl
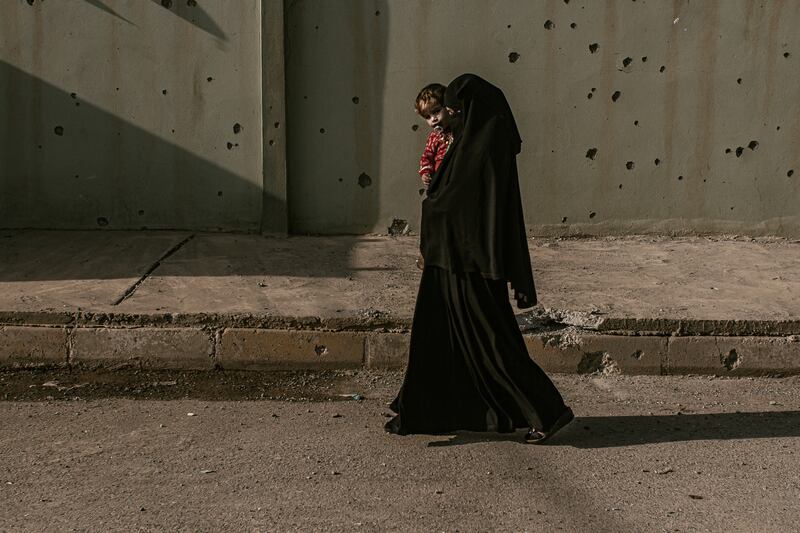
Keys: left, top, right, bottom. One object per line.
{"left": 415, "top": 254, "right": 425, "bottom": 270}
{"left": 384, "top": 415, "right": 404, "bottom": 434}
{"left": 525, "top": 407, "right": 574, "bottom": 445}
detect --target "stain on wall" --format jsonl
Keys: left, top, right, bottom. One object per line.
{"left": 286, "top": 0, "right": 800, "bottom": 236}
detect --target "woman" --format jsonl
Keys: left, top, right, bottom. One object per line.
{"left": 385, "top": 74, "right": 573, "bottom": 444}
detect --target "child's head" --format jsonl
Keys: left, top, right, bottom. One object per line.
{"left": 415, "top": 83, "right": 450, "bottom": 130}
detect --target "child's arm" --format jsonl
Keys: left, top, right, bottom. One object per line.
{"left": 418, "top": 131, "right": 439, "bottom": 185}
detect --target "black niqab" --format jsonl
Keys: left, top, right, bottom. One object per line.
{"left": 420, "top": 74, "right": 536, "bottom": 308}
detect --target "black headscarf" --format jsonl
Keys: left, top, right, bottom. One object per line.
{"left": 420, "top": 73, "right": 537, "bottom": 308}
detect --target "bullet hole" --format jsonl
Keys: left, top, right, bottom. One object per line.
{"left": 509, "top": 52, "right": 521, "bottom": 63}
{"left": 162, "top": 89, "right": 168, "bottom": 95}
{"left": 116, "top": 87, "right": 120, "bottom": 91}
{"left": 217, "top": 191, "right": 223, "bottom": 197}
{"left": 737, "top": 77, "right": 742, "bottom": 84}
{"left": 419, "top": 188, "right": 426, "bottom": 196}
{"left": 591, "top": 87, "right": 596, "bottom": 93}
{"left": 314, "top": 25, "right": 319, "bottom": 30}
{"left": 730, "top": 206, "right": 735, "bottom": 210}
{"left": 352, "top": 96, "right": 359, "bottom": 104}
{"left": 586, "top": 148, "right": 598, "bottom": 160}
{"left": 97, "top": 217, "right": 109, "bottom": 227}
{"left": 748, "top": 140, "right": 759, "bottom": 151}
{"left": 234, "top": 143, "right": 239, "bottom": 147}
{"left": 138, "top": 210, "right": 145, "bottom": 216}
{"left": 26, "top": 0, "right": 35, "bottom": 5}
{"left": 303, "top": 96, "right": 308, "bottom": 100}
{"left": 412, "top": 124, "right": 419, "bottom": 131}
{"left": 74, "top": 174, "right": 79, "bottom": 179}
{"left": 622, "top": 57, "right": 633, "bottom": 68}
{"left": 233, "top": 123, "right": 242, "bottom": 134}
{"left": 207, "top": 77, "right": 214, "bottom": 82}
{"left": 375, "top": 10, "right": 380, "bottom": 16}
{"left": 703, "top": 179, "right": 707, "bottom": 183}
{"left": 388, "top": 219, "right": 410, "bottom": 236}
{"left": 618, "top": 184, "right": 623, "bottom": 189}
{"left": 589, "top": 43, "right": 599, "bottom": 54}
{"left": 75, "top": 102, "right": 80, "bottom": 107}
{"left": 725, "top": 148, "right": 731, "bottom": 154}
{"left": 587, "top": 93, "right": 593, "bottom": 99}
{"left": 544, "top": 20, "right": 554, "bottom": 30}
{"left": 777, "top": 126, "right": 781, "bottom": 131}
{"left": 659, "top": 65, "right": 666, "bottom": 73}
{"left": 358, "top": 172, "right": 372, "bottom": 188}
{"left": 784, "top": 52, "right": 791, "bottom": 58}
{"left": 268, "top": 140, "right": 274, "bottom": 146}
{"left": 161, "top": 0, "right": 173, "bottom": 8}
{"left": 788, "top": 170, "right": 794, "bottom": 177}
{"left": 678, "top": 175, "right": 683, "bottom": 180}
{"left": 187, "top": 0, "right": 197, "bottom": 6}
{"left": 561, "top": 217, "right": 568, "bottom": 223}
{"left": 626, "top": 161, "right": 635, "bottom": 170}
{"left": 721, "top": 348, "right": 740, "bottom": 371}
{"left": 226, "top": 142, "right": 233, "bottom": 150}
{"left": 570, "top": 22, "right": 577, "bottom": 28}
{"left": 507, "top": 24, "right": 512, "bottom": 29}
{"left": 274, "top": 122, "right": 280, "bottom": 128}
{"left": 339, "top": 178, "right": 344, "bottom": 182}
{"left": 589, "top": 212, "right": 596, "bottom": 219}
{"left": 54, "top": 126, "right": 64, "bottom": 136}
{"left": 654, "top": 158, "right": 661, "bottom": 165}
{"left": 38, "top": 145, "right": 42, "bottom": 149}
{"left": 564, "top": 0, "right": 569, "bottom": 3}
{"left": 634, "top": 120, "right": 639, "bottom": 126}
{"left": 735, "top": 147, "right": 744, "bottom": 157}
{"left": 641, "top": 56, "right": 648, "bottom": 62}
{"left": 320, "top": 128, "right": 326, "bottom": 134}
{"left": 70, "top": 92, "right": 77, "bottom": 99}
{"left": 611, "top": 91, "right": 621, "bottom": 102}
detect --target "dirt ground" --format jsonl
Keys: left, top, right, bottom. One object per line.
{"left": 2, "top": 370, "right": 800, "bottom": 532}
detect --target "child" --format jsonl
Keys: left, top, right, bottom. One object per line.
{"left": 415, "top": 83, "right": 455, "bottom": 189}
{"left": 413, "top": 83, "right": 455, "bottom": 270}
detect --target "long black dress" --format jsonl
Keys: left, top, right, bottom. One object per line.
{"left": 387, "top": 74, "right": 569, "bottom": 436}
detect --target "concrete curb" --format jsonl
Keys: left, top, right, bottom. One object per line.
{"left": 2, "top": 322, "right": 799, "bottom": 375}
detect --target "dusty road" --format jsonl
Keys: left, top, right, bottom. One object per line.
{"left": 1, "top": 370, "right": 799, "bottom": 532}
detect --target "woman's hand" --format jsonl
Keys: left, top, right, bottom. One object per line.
{"left": 421, "top": 174, "right": 432, "bottom": 187}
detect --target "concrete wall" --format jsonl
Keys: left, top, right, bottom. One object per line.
{"left": 3, "top": 0, "right": 800, "bottom": 236}
{"left": 0, "top": 0, "right": 267, "bottom": 231}
{"left": 286, "top": 0, "right": 800, "bottom": 236}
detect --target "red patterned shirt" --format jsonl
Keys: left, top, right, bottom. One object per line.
{"left": 418, "top": 128, "right": 454, "bottom": 177}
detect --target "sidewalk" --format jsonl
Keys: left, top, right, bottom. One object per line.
{"left": 2, "top": 230, "right": 800, "bottom": 374}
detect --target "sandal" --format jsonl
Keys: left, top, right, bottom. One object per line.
{"left": 525, "top": 407, "right": 574, "bottom": 445}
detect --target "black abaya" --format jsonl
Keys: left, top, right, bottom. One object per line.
{"left": 387, "top": 74, "right": 569, "bottom": 436}
{"left": 388, "top": 266, "right": 567, "bottom": 435}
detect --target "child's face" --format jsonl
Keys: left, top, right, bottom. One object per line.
{"left": 421, "top": 102, "right": 450, "bottom": 130}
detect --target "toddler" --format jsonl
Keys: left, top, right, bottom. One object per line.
{"left": 415, "top": 83, "right": 455, "bottom": 189}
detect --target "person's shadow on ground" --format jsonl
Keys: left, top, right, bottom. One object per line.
{"left": 427, "top": 410, "right": 800, "bottom": 448}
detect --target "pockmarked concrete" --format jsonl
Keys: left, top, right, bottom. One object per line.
{"left": 2, "top": 231, "right": 800, "bottom": 374}
{"left": 1, "top": 372, "right": 799, "bottom": 532}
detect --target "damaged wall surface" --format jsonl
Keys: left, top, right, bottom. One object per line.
{"left": 0, "top": 0, "right": 265, "bottom": 230}
{"left": 286, "top": 0, "right": 800, "bottom": 236}
{"left": 2, "top": 1, "right": 800, "bottom": 236}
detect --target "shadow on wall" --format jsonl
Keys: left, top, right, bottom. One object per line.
{"left": 285, "top": 0, "right": 389, "bottom": 234}
{"left": 0, "top": 60, "right": 266, "bottom": 231}
{"left": 78, "top": 0, "right": 228, "bottom": 41}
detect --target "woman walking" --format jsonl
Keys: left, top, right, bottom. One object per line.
{"left": 385, "top": 74, "right": 573, "bottom": 443}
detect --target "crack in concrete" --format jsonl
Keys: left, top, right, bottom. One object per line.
{"left": 111, "top": 234, "right": 195, "bottom": 306}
